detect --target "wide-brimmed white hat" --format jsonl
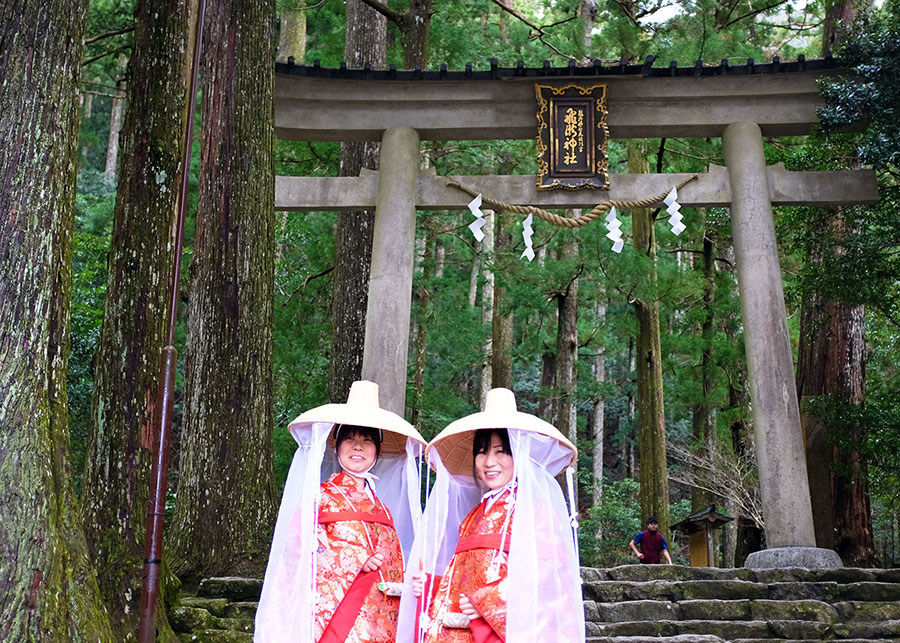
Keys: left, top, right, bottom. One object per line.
{"left": 288, "top": 380, "right": 425, "bottom": 454}
{"left": 427, "top": 387, "right": 576, "bottom": 476}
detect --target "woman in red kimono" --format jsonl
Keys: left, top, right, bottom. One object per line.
{"left": 256, "top": 381, "right": 425, "bottom": 643}
{"left": 399, "top": 388, "right": 584, "bottom": 643}
{"left": 419, "top": 428, "right": 515, "bottom": 643}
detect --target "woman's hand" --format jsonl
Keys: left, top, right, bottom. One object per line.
{"left": 412, "top": 572, "right": 425, "bottom": 597}
{"left": 459, "top": 595, "right": 479, "bottom": 619}
{"left": 362, "top": 552, "right": 385, "bottom": 572}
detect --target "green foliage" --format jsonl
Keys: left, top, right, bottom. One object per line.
{"left": 70, "top": 170, "right": 116, "bottom": 489}
{"left": 818, "top": 0, "right": 900, "bottom": 169}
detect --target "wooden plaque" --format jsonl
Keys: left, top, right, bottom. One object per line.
{"left": 535, "top": 83, "right": 609, "bottom": 190}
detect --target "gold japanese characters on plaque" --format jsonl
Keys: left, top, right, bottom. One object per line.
{"left": 535, "top": 82, "right": 609, "bottom": 190}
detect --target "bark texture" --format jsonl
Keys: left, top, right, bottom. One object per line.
{"left": 169, "top": 0, "right": 277, "bottom": 585}
{"left": 328, "top": 0, "right": 386, "bottom": 403}
{"left": 411, "top": 217, "right": 435, "bottom": 426}
{"left": 592, "top": 298, "right": 606, "bottom": 506}
{"left": 692, "top": 224, "right": 717, "bottom": 512}
{"left": 797, "top": 216, "right": 875, "bottom": 566}
{"left": 276, "top": 1, "right": 306, "bottom": 63}
{"left": 491, "top": 211, "right": 514, "bottom": 390}
{"left": 629, "top": 139, "right": 670, "bottom": 533}
{"left": 81, "top": 0, "right": 194, "bottom": 636}
{"left": 553, "top": 224, "right": 580, "bottom": 445}
{"left": 0, "top": 1, "right": 114, "bottom": 638}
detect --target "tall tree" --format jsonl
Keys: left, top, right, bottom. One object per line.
{"left": 81, "top": 0, "right": 195, "bottom": 636}
{"left": 276, "top": 0, "right": 307, "bottom": 63}
{"left": 328, "top": 0, "right": 387, "bottom": 403}
{"left": 796, "top": 0, "right": 877, "bottom": 566}
{"left": 0, "top": 1, "right": 113, "bottom": 638}
{"left": 169, "top": 0, "right": 277, "bottom": 584}
{"left": 358, "top": 0, "right": 433, "bottom": 68}
{"left": 629, "top": 138, "right": 670, "bottom": 533}
{"left": 691, "top": 216, "right": 717, "bottom": 512}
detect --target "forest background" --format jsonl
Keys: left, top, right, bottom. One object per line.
{"left": 1, "top": 0, "right": 898, "bottom": 638}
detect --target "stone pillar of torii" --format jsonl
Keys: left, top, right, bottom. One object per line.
{"left": 273, "top": 62, "right": 877, "bottom": 568}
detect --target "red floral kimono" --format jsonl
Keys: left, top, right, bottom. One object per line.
{"left": 314, "top": 471, "right": 404, "bottom": 643}
{"left": 423, "top": 488, "right": 515, "bottom": 643}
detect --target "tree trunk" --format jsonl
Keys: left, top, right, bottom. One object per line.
{"left": 397, "top": 0, "right": 432, "bottom": 68}
{"left": 538, "top": 352, "right": 556, "bottom": 419}
{"left": 411, "top": 217, "right": 435, "bottom": 426}
{"left": 629, "top": 139, "right": 670, "bottom": 534}
{"left": 692, "top": 220, "right": 717, "bottom": 512}
{"left": 491, "top": 211, "right": 514, "bottom": 390}
{"left": 480, "top": 211, "right": 495, "bottom": 406}
{"left": 276, "top": 1, "right": 306, "bottom": 63}
{"left": 0, "top": 1, "right": 114, "bottom": 638}
{"left": 81, "top": 0, "right": 195, "bottom": 637}
{"left": 797, "top": 220, "right": 875, "bottom": 565}
{"left": 328, "top": 0, "right": 386, "bottom": 403}
{"left": 592, "top": 298, "right": 606, "bottom": 508}
{"left": 104, "top": 54, "right": 128, "bottom": 181}
{"left": 169, "top": 0, "right": 277, "bottom": 585}
{"left": 553, "top": 224, "right": 580, "bottom": 446}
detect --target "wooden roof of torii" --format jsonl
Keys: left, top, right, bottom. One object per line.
{"left": 275, "top": 55, "right": 844, "bottom": 141}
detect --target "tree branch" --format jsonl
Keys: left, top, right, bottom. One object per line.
{"left": 82, "top": 45, "right": 130, "bottom": 67}
{"left": 490, "top": 0, "right": 576, "bottom": 59}
{"left": 720, "top": 0, "right": 791, "bottom": 29}
{"left": 84, "top": 26, "right": 134, "bottom": 45}
{"left": 354, "top": 0, "right": 405, "bottom": 26}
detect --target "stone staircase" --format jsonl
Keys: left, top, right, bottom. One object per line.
{"left": 170, "top": 566, "right": 900, "bottom": 641}
{"left": 583, "top": 565, "right": 900, "bottom": 642}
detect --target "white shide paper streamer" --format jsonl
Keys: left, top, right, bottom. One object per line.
{"left": 665, "top": 187, "right": 686, "bottom": 236}
{"left": 604, "top": 207, "right": 624, "bottom": 253}
{"left": 467, "top": 194, "right": 486, "bottom": 243}
{"left": 520, "top": 213, "right": 535, "bottom": 261}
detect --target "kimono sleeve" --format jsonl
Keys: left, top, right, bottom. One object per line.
{"left": 466, "top": 577, "right": 507, "bottom": 639}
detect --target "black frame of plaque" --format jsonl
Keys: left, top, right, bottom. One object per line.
{"left": 535, "top": 83, "right": 610, "bottom": 190}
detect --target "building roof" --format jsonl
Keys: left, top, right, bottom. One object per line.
{"left": 276, "top": 53, "right": 838, "bottom": 82}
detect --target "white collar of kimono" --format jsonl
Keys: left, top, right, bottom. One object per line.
{"left": 481, "top": 479, "right": 517, "bottom": 511}
{"left": 338, "top": 461, "right": 379, "bottom": 502}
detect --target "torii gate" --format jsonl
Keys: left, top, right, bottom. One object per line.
{"left": 273, "top": 57, "right": 878, "bottom": 569}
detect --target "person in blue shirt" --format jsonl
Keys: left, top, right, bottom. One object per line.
{"left": 629, "top": 516, "right": 673, "bottom": 564}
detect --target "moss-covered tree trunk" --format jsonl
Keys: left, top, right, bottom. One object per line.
{"left": 81, "top": 0, "right": 195, "bottom": 636}
{"left": 691, "top": 220, "right": 717, "bottom": 512}
{"left": 797, "top": 213, "right": 876, "bottom": 566}
{"left": 491, "top": 211, "right": 514, "bottom": 392}
{"left": 629, "top": 139, "right": 670, "bottom": 533}
{"left": 168, "top": 0, "right": 277, "bottom": 585}
{"left": 553, "top": 225, "right": 580, "bottom": 444}
{"left": 328, "top": 0, "right": 386, "bottom": 403}
{"left": 411, "top": 217, "right": 435, "bottom": 426}
{"left": 276, "top": 0, "right": 306, "bottom": 63}
{"left": 0, "top": 2, "right": 113, "bottom": 639}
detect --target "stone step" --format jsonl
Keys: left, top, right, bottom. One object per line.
{"left": 584, "top": 565, "right": 900, "bottom": 584}
{"left": 588, "top": 639, "right": 897, "bottom": 643}
{"left": 178, "top": 630, "right": 253, "bottom": 643}
{"left": 197, "top": 577, "right": 262, "bottom": 602}
{"left": 587, "top": 598, "right": 848, "bottom": 624}
{"left": 588, "top": 618, "right": 835, "bottom": 640}
{"left": 583, "top": 579, "right": 900, "bottom": 603}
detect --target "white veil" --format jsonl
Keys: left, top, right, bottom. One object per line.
{"left": 397, "top": 388, "right": 584, "bottom": 643}
{"left": 256, "top": 381, "right": 426, "bottom": 642}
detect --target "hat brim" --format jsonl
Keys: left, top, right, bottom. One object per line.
{"left": 427, "top": 408, "right": 576, "bottom": 476}
{"left": 289, "top": 404, "right": 425, "bottom": 454}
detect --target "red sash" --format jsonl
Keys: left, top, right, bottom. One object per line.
{"left": 317, "top": 510, "right": 394, "bottom": 528}
{"left": 454, "top": 533, "right": 511, "bottom": 555}
{"left": 470, "top": 616, "right": 504, "bottom": 643}
{"left": 318, "top": 569, "right": 379, "bottom": 643}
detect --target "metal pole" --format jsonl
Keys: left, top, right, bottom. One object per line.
{"left": 137, "top": 0, "right": 206, "bottom": 639}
